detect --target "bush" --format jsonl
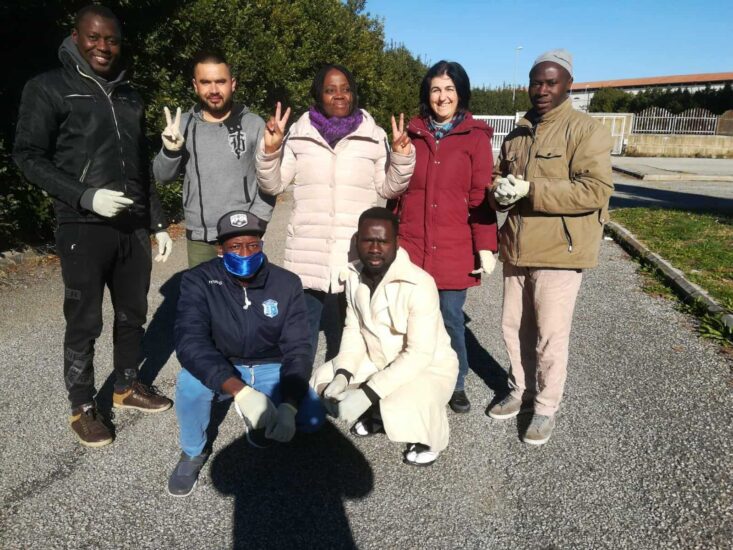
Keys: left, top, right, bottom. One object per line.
{"left": 589, "top": 84, "right": 733, "bottom": 114}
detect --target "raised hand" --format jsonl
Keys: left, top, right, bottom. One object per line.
{"left": 263, "top": 101, "right": 291, "bottom": 154}
{"left": 390, "top": 113, "right": 412, "bottom": 155}
{"left": 161, "top": 106, "right": 184, "bottom": 151}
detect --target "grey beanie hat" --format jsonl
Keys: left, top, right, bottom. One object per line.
{"left": 532, "top": 49, "right": 573, "bottom": 76}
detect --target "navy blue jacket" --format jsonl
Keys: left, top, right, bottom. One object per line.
{"left": 175, "top": 255, "right": 312, "bottom": 402}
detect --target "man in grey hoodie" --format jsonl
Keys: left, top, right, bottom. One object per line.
{"left": 153, "top": 51, "right": 275, "bottom": 267}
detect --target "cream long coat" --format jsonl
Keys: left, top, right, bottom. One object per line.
{"left": 311, "top": 248, "right": 459, "bottom": 452}
{"left": 256, "top": 110, "right": 415, "bottom": 293}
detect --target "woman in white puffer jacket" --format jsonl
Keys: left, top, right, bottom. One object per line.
{"left": 256, "top": 64, "right": 415, "bottom": 364}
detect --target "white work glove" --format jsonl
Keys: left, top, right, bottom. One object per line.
{"left": 233, "top": 386, "right": 277, "bottom": 430}
{"left": 335, "top": 389, "right": 372, "bottom": 425}
{"left": 323, "top": 373, "right": 349, "bottom": 400}
{"left": 91, "top": 189, "right": 133, "bottom": 217}
{"left": 265, "top": 403, "right": 298, "bottom": 443}
{"left": 153, "top": 231, "right": 173, "bottom": 263}
{"left": 161, "top": 106, "right": 184, "bottom": 151}
{"left": 471, "top": 250, "right": 497, "bottom": 275}
{"left": 494, "top": 174, "right": 530, "bottom": 206}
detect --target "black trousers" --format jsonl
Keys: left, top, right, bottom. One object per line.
{"left": 56, "top": 223, "right": 152, "bottom": 408}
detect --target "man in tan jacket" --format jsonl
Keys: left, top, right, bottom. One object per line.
{"left": 311, "top": 207, "right": 458, "bottom": 466}
{"left": 487, "top": 49, "right": 613, "bottom": 445}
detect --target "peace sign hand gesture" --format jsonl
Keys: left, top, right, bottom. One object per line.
{"left": 263, "top": 101, "right": 291, "bottom": 154}
{"left": 390, "top": 113, "right": 412, "bottom": 155}
{"left": 161, "top": 106, "right": 184, "bottom": 152}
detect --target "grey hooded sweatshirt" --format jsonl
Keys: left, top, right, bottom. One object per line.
{"left": 153, "top": 104, "right": 275, "bottom": 242}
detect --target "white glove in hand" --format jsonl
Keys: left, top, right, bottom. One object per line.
{"left": 153, "top": 231, "right": 173, "bottom": 263}
{"left": 494, "top": 174, "right": 530, "bottom": 206}
{"left": 233, "top": 386, "right": 277, "bottom": 430}
{"left": 91, "top": 189, "right": 133, "bottom": 217}
{"left": 265, "top": 403, "right": 298, "bottom": 442}
{"left": 161, "top": 106, "right": 184, "bottom": 151}
{"left": 335, "top": 389, "right": 372, "bottom": 425}
{"left": 471, "top": 250, "right": 497, "bottom": 275}
{"left": 323, "top": 373, "right": 349, "bottom": 399}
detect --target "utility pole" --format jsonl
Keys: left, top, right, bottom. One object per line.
{"left": 512, "top": 46, "right": 523, "bottom": 111}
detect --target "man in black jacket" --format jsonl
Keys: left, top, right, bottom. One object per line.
{"left": 168, "top": 210, "right": 324, "bottom": 497}
{"left": 13, "top": 5, "right": 173, "bottom": 448}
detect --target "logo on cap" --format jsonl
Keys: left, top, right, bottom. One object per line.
{"left": 230, "top": 213, "right": 248, "bottom": 228}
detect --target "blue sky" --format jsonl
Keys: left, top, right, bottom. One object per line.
{"left": 363, "top": 0, "right": 733, "bottom": 88}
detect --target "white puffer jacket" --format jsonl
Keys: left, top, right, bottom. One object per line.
{"left": 256, "top": 110, "right": 415, "bottom": 292}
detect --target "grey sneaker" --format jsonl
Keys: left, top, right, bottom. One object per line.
{"left": 486, "top": 394, "right": 532, "bottom": 419}
{"left": 523, "top": 414, "right": 556, "bottom": 446}
{"left": 167, "top": 452, "right": 209, "bottom": 497}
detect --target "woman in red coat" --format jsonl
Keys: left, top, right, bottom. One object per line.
{"left": 394, "top": 60, "right": 497, "bottom": 413}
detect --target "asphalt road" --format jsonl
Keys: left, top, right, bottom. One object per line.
{"left": 611, "top": 174, "right": 733, "bottom": 214}
{"left": 0, "top": 191, "right": 730, "bottom": 549}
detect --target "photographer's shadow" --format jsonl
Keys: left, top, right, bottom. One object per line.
{"left": 210, "top": 420, "right": 373, "bottom": 549}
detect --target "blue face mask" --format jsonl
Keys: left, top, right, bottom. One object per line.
{"left": 223, "top": 251, "right": 264, "bottom": 278}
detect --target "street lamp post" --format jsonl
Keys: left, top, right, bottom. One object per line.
{"left": 512, "top": 45, "right": 523, "bottom": 110}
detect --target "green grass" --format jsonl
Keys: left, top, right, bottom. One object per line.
{"left": 611, "top": 208, "right": 733, "bottom": 312}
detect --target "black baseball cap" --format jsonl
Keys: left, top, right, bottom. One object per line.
{"left": 216, "top": 210, "right": 267, "bottom": 242}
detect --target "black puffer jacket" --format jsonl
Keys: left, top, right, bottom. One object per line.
{"left": 12, "top": 37, "right": 166, "bottom": 231}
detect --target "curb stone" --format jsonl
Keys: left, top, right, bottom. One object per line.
{"left": 611, "top": 165, "right": 733, "bottom": 182}
{"left": 605, "top": 220, "right": 733, "bottom": 331}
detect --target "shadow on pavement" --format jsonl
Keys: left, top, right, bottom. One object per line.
{"left": 611, "top": 183, "right": 733, "bottom": 214}
{"left": 97, "top": 271, "right": 183, "bottom": 412}
{"left": 465, "top": 321, "right": 509, "bottom": 398}
{"left": 210, "top": 420, "right": 373, "bottom": 549}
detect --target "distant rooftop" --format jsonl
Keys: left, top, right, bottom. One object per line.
{"left": 571, "top": 72, "right": 733, "bottom": 91}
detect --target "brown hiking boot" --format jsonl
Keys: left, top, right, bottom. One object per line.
{"left": 69, "top": 403, "right": 113, "bottom": 448}
{"left": 113, "top": 380, "right": 172, "bottom": 413}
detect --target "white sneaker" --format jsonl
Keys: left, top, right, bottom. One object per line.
{"left": 403, "top": 443, "right": 438, "bottom": 467}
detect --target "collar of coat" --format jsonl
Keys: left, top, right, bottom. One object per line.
{"left": 288, "top": 109, "right": 382, "bottom": 148}
{"left": 518, "top": 97, "right": 573, "bottom": 129}
{"left": 408, "top": 112, "right": 493, "bottom": 142}
{"left": 343, "top": 247, "right": 420, "bottom": 289}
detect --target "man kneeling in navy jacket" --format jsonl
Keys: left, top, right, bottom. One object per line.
{"left": 168, "top": 210, "right": 324, "bottom": 497}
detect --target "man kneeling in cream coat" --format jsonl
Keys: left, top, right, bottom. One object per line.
{"left": 311, "top": 207, "right": 458, "bottom": 466}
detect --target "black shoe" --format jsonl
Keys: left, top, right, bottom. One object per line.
{"left": 245, "top": 428, "right": 274, "bottom": 449}
{"left": 349, "top": 411, "right": 385, "bottom": 438}
{"left": 449, "top": 390, "right": 471, "bottom": 413}
{"left": 167, "top": 451, "right": 209, "bottom": 497}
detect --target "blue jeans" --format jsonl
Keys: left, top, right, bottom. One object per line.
{"left": 175, "top": 363, "right": 325, "bottom": 457}
{"left": 439, "top": 289, "right": 469, "bottom": 392}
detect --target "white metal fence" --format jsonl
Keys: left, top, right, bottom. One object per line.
{"left": 473, "top": 115, "right": 517, "bottom": 153}
{"left": 632, "top": 107, "right": 719, "bottom": 135}
{"left": 589, "top": 113, "right": 629, "bottom": 155}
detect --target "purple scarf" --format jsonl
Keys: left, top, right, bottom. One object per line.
{"left": 308, "top": 106, "right": 363, "bottom": 148}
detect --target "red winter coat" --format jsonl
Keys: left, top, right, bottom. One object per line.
{"left": 395, "top": 113, "right": 497, "bottom": 290}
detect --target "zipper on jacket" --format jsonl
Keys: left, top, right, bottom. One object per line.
{"left": 243, "top": 176, "right": 251, "bottom": 204}
{"left": 79, "top": 159, "right": 91, "bottom": 183}
{"left": 76, "top": 66, "right": 128, "bottom": 194}
{"left": 515, "top": 126, "right": 536, "bottom": 264}
{"left": 561, "top": 216, "right": 574, "bottom": 252}
{"left": 192, "top": 124, "right": 208, "bottom": 241}
{"left": 242, "top": 286, "right": 251, "bottom": 310}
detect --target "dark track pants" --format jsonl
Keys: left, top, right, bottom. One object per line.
{"left": 56, "top": 223, "right": 152, "bottom": 408}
